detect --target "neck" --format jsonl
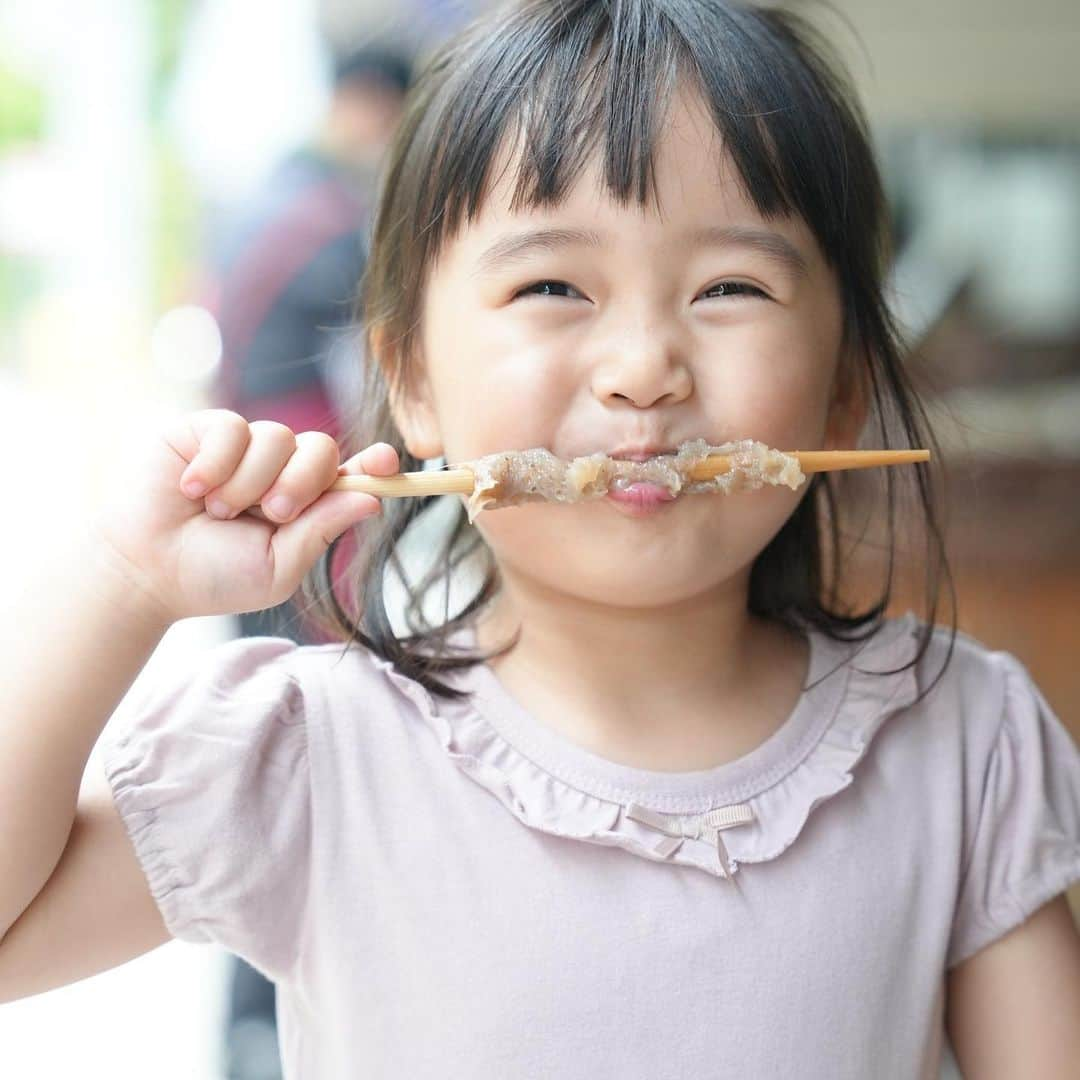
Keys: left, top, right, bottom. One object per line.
{"left": 475, "top": 566, "right": 786, "bottom": 741}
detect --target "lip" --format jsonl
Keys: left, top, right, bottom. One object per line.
{"left": 605, "top": 482, "right": 677, "bottom": 515}
{"left": 600, "top": 443, "right": 681, "bottom": 515}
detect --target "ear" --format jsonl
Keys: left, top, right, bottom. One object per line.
{"left": 370, "top": 326, "right": 445, "bottom": 461}
{"left": 823, "top": 347, "right": 870, "bottom": 451}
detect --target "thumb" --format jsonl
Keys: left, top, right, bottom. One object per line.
{"left": 269, "top": 489, "right": 381, "bottom": 590}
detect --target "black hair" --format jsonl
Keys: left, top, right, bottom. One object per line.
{"left": 300, "top": 0, "right": 956, "bottom": 701}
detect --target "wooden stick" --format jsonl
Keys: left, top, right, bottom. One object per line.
{"left": 781, "top": 449, "right": 930, "bottom": 474}
{"left": 329, "top": 448, "right": 930, "bottom": 499}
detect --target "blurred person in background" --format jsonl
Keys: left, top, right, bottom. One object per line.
{"left": 204, "top": 42, "right": 413, "bottom": 1080}
{"left": 206, "top": 40, "right": 413, "bottom": 639}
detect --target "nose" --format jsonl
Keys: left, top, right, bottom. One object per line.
{"left": 590, "top": 314, "right": 693, "bottom": 409}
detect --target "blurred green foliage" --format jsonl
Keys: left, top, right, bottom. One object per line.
{"left": 0, "top": 62, "right": 45, "bottom": 148}
{"left": 149, "top": 0, "right": 193, "bottom": 117}
{"left": 0, "top": 59, "right": 44, "bottom": 358}
{"left": 148, "top": 0, "right": 200, "bottom": 311}
{"left": 0, "top": 1, "right": 205, "bottom": 360}
{"left": 152, "top": 135, "right": 200, "bottom": 312}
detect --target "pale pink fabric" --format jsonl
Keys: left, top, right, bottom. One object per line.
{"left": 99, "top": 612, "right": 1080, "bottom": 1078}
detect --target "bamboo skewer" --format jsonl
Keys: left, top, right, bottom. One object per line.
{"left": 330, "top": 448, "right": 930, "bottom": 499}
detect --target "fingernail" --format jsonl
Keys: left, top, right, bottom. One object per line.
{"left": 207, "top": 498, "right": 231, "bottom": 519}
{"left": 267, "top": 495, "right": 294, "bottom": 520}
{"left": 184, "top": 477, "right": 207, "bottom": 498}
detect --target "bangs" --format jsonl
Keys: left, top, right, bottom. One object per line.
{"left": 406, "top": 0, "right": 864, "bottom": 274}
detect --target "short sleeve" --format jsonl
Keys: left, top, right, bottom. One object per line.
{"left": 947, "top": 654, "right": 1080, "bottom": 968}
{"left": 98, "top": 636, "right": 310, "bottom": 981}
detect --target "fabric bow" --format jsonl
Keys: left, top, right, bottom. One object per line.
{"left": 624, "top": 801, "right": 755, "bottom": 878}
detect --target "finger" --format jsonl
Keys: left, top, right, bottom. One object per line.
{"left": 204, "top": 420, "right": 296, "bottom": 519}
{"left": 259, "top": 430, "right": 341, "bottom": 523}
{"left": 176, "top": 411, "right": 252, "bottom": 499}
{"left": 269, "top": 489, "right": 382, "bottom": 589}
{"left": 338, "top": 442, "right": 400, "bottom": 477}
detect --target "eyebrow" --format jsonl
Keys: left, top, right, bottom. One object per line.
{"left": 472, "top": 224, "right": 810, "bottom": 279}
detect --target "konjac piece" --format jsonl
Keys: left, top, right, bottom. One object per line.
{"left": 460, "top": 438, "right": 805, "bottom": 522}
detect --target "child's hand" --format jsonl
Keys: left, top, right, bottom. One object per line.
{"left": 93, "top": 409, "right": 395, "bottom": 624}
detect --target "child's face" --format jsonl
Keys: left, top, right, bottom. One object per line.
{"left": 395, "top": 84, "right": 862, "bottom": 609}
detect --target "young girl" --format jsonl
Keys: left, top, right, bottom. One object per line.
{"left": 3, "top": 1, "right": 1079, "bottom": 1076}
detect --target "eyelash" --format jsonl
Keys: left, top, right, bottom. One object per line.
{"left": 512, "top": 280, "right": 769, "bottom": 301}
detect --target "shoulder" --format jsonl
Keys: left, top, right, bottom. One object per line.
{"left": 859, "top": 612, "right": 1039, "bottom": 736}
{"left": 865, "top": 611, "right": 1016, "bottom": 692}
{"left": 100, "top": 634, "right": 437, "bottom": 830}
{"left": 864, "top": 615, "right": 1079, "bottom": 850}
{"left": 103, "top": 635, "right": 417, "bottom": 752}
{"left": 903, "top": 615, "right": 1055, "bottom": 757}
{"left": 284, "top": 638, "right": 427, "bottom": 705}
{"left": 823, "top": 612, "right": 1068, "bottom": 792}
{"left": 903, "top": 618, "right": 1080, "bottom": 973}
{"left": 276, "top": 638, "right": 449, "bottom": 749}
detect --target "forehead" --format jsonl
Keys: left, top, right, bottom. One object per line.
{"left": 443, "top": 83, "right": 818, "bottom": 268}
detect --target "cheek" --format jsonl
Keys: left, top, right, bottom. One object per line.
{"left": 696, "top": 328, "right": 837, "bottom": 448}
{"left": 439, "top": 374, "right": 563, "bottom": 464}
{"left": 736, "top": 368, "right": 835, "bottom": 447}
{"left": 436, "top": 358, "right": 575, "bottom": 464}
{"left": 422, "top": 281, "right": 579, "bottom": 462}
{"left": 720, "top": 289, "right": 843, "bottom": 445}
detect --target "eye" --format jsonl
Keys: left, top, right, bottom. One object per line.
{"left": 699, "top": 281, "right": 769, "bottom": 301}
{"left": 513, "top": 280, "right": 584, "bottom": 300}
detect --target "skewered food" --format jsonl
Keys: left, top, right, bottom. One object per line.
{"left": 461, "top": 438, "right": 805, "bottom": 523}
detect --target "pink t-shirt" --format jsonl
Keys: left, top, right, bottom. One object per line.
{"left": 99, "top": 612, "right": 1080, "bottom": 1078}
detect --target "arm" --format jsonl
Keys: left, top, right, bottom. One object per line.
{"left": 0, "top": 757, "right": 173, "bottom": 1003}
{"left": 0, "top": 535, "right": 173, "bottom": 946}
{"left": 946, "top": 893, "right": 1080, "bottom": 1078}
{"left": 0, "top": 537, "right": 177, "bottom": 1003}
{"left": 0, "top": 412, "right": 391, "bottom": 1002}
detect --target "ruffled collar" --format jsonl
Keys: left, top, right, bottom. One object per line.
{"left": 367, "top": 613, "right": 923, "bottom": 880}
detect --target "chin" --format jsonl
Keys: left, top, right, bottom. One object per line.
{"left": 500, "top": 545, "right": 741, "bottom": 610}
{"left": 478, "top": 498, "right": 770, "bottom": 595}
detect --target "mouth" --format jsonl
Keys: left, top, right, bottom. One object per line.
{"left": 598, "top": 444, "right": 683, "bottom": 514}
